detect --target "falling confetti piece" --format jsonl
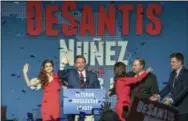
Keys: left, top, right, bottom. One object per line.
{"left": 20, "top": 47, "right": 24, "bottom": 50}
{"left": 30, "top": 54, "right": 35, "bottom": 58}
{"left": 3, "top": 20, "right": 6, "bottom": 25}
{"left": 17, "top": 74, "right": 21, "bottom": 78}
{"left": 59, "top": 47, "right": 63, "bottom": 50}
{"left": 75, "top": 91, "right": 80, "bottom": 94}
{"left": 11, "top": 73, "right": 16, "bottom": 77}
{"left": 93, "top": 37, "right": 102, "bottom": 41}
{"left": 37, "top": 104, "right": 41, "bottom": 107}
{"left": 141, "top": 42, "right": 146, "bottom": 46}
{"left": 98, "top": 68, "right": 104, "bottom": 76}
{"left": 21, "top": 90, "right": 26, "bottom": 93}
{"left": 68, "top": 99, "right": 72, "bottom": 102}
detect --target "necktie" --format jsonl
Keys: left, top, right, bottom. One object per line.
{"left": 173, "top": 72, "right": 177, "bottom": 88}
{"left": 80, "top": 72, "right": 85, "bottom": 88}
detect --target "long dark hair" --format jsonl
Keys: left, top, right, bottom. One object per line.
{"left": 113, "top": 62, "right": 127, "bottom": 90}
{"left": 38, "top": 59, "right": 54, "bottom": 89}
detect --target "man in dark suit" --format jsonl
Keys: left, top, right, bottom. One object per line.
{"left": 150, "top": 53, "right": 188, "bottom": 121}
{"left": 108, "top": 58, "right": 159, "bottom": 101}
{"left": 59, "top": 55, "right": 100, "bottom": 89}
{"left": 58, "top": 55, "right": 100, "bottom": 121}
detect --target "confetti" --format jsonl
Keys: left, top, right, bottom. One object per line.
{"left": 59, "top": 47, "right": 63, "bottom": 50}
{"left": 141, "top": 42, "right": 146, "bottom": 46}
{"left": 11, "top": 73, "right": 16, "bottom": 77}
{"left": 20, "top": 47, "right": 24, "bottom": 50}
{"left": 68, "top": 99, "right": 72, "bottom": 102}
{"left": 75, "top": 91, "right": 80, "bottom": 94}
{"left": 3, "top": 20, "right": 6, "bottom": 25}
{"left": 17, "top": 74, "right": 21, "bottom": 78}
{"left": 21, "top": 90, "right": 26, "bottom": 93}
{"left": 30, "top": 54, "right": 35, "bottom": 58}
{"left": 37, "top": 104, "right": 41, "bottom": 107}
{"left": 98, "top": 68, "right": 104, "bottom": 76}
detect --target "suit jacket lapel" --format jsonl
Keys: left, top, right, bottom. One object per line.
{"left": 172, "top": 67, "right": 184, "bottom": 88}
{"left": 75, "top": 70, "right": 80, "bottom": 85}
{"left": 86, "top": 71, "right": 90, "bottom": 87}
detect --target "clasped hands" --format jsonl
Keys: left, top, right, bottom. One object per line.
{"left": 149, "top": 94, "right": 173, "bottom": 105}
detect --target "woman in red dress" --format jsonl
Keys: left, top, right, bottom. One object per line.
{"left": 23, "top": 59, "right": 66, "bottom": 121}
{"left": 113, "top": 62, "right": 152, "bottom": 121}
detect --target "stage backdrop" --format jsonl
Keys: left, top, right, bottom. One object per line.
{"left": 1, "top": 1, "right": 188, "bottom": 120}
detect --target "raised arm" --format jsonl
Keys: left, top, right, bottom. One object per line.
{"left": 58, "top": 56, "right": 70, "bottom": 83}
{"left": 123, "top": 67, "right": 152, "bottom": 86}
{"left": 23, "top": 63, "right": 40, "bottom": 87}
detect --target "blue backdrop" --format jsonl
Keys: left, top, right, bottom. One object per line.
{"left": 1, "top": 1, "right": 188, "bottom": 120}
